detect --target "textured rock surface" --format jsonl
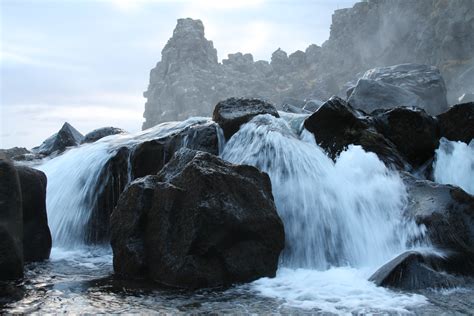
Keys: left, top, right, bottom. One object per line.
{"left": 212, "top": 98, "right": 279, "bottom": 139}
{"left": 0, "top": 157, "right": 23, "bottom": 280}
{"left": 0, "top": 147, "right": 30, "bottom": 161}
{"left": 33, "top": 122, "right": 84, "bottom": 156}
{"left": 437, "top": 102, "right": 474, "bottom": 143}
{"left": 82, "top": 127, "right": 127, "bottom": 144}
{"left": 16, "top": 166, "right": 52, "bottom": 262}
{"left": 111, "top": 149, "right": 285, "bottom": 289}
{"left": 143, "top": 2, "right": 473, "bottom": 127}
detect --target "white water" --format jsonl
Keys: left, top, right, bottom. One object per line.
{"left": 433, "top": 138, "right": 474, "bottom": 195}
{"left": 37, "top": 117, "right": 214, "bottom": 248}
{"left": 222, "top": 114, "right": 427, "bottom": 312}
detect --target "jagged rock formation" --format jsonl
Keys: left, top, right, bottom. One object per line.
{"left": 143, "top": 1, "right": 473, "bottom": 128}
{"left": 33, "top": 122, "right": 83, "bottom": 156}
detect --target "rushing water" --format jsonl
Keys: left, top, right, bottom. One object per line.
{"left": 433, "top": 138, "right": 474, "bottom": 194}
{"left": 2, "top": 114, "right": 474, "bottom": 314}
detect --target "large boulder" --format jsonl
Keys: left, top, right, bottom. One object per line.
{"left": 16, "top": 166, "right": 51, "bottom": 262}
{"left": 373, "top": 107, "right": 440, "bottom": 167}
{"left": 303, "top": 96, "right": 407, "bottom": 168}
{"left": 347, "top": 79, "right": 423, "bottom": 112}
{"left": 0, "top": 157, "right": 23, "bottom": 280}
{"left": 82, "top": 127, "right": 126, "bottom": 144}
{"left": 33, "top": 122, "right": 84, "bottom": 156}
{"left": 111, "top": 149, "right": 285, "bottom": 289}
{"left": 360, "top": 64, "right": 448, "bottom": 115}
{"left": 436, "top": 102, "right": 474, "bottom": 143}
{"left": 369, "top": 251, "right": 463, "bottom": 290}
{"left": 402, "top": 174, "right": 474, "bottom": 275}
{"left": 212, "top": 98, "right": 280, "bottom": 140}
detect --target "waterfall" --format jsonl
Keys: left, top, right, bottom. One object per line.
{"left": 433, "top": 138, "right": 474, "bottom": 195}
{"left": 37, "top": 117, "right": 213, "bottom": 248}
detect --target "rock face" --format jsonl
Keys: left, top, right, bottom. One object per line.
{"left": 111, "top": 149, "right": 285, "bottom": 289}
{"left": 303, "top": 97, "right": 406, "bottom": 169}
{"left": 402, "top": 174, "right": 474, "bottom": 275}
{"left": 212, "top": 98, "right": 280, "bottom": 139}
{"left": 373, "top": 107, "right": 440, "bottom": 166}
{"left": 347, "top": 64, "right": 448, "bottom": 115}
{"left": 82, "top": 127, "right": 126, "bottom": 144}
{"left": 369, "top": 251, "right": 463, "bottom": 290}
{"left": 437, "top": 102, "right": 474, "bottom": 143}
{"left": 33, "top": 122, "right": 84, "bottom": 156}
{"left": 0, "top": 157, "right": 23, "bottom": 280}
{"left": 16, "top": 166, "right": 52, "bottom": 262}
{"left": 143, "top": 1, "right": 473, "bottom": 127}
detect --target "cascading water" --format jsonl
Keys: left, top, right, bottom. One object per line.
{"left": 433, "top": 138, "right": 474, "bottom": 195}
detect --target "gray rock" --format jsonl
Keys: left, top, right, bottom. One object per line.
{"left": 0, "top": 147, "right": 30, "bottom": 161}
{"left": 458, "top": 93, "right": 474, "bottom": 104}
{"left": 82, "top": 127, "right": 127, "bottom": 144}
{"left": 33, "top": 122, "right": 83, "bottom": 156}
{"left": 302, "top": 99, "right": 324, "bottom": 112}
{"left": 212, "top": 98, "right": 279, "bottom": 139}
{"left": 110, "top": 148, "right": 285, "bottom": 289}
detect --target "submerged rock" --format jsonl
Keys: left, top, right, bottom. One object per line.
{"left": 437, "top": 102, "right": 474, "bottom": 143}
{"left": 403, "top": 174, "right": 474, "bottom": 275}
{"left": 82, "top": 127, "right": 127, "bottom": 144}
{"left": 303, "top": 96, "right": 407, "bottom": 169}
{"left": 0, "top": 157, "right": 23, "bottom": 280}
{"left": 16, "top": 166, "right": 51, "bottom": 262}
{"left": 373, "top": 107, "right": 439, "bottom": 167}
{"left": 369, "top": 251, "right": 463, "bottom": 290}
{"left": 111, "top": 149, "right": 285, "bottom": 289}
{"left": 33, "top": 122, "right": 84, "bottom": 156}
{"left": 213, "top": 98, "right": 279, "bottom": 139}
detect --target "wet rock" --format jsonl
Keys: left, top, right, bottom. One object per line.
{"left": 369, "top": 251, "right": 463, "bottom": 290}
{"left": 302, "top": 99, "right": 324, "bottom": 112}
{"left": 82, "top": 127, "right": 127, "bottom": 144}
{"left": 16, "top": 166, "right": 51, "bottom": 262}
{"left": 213, "top": 98, "right": 279, "bottom": 139}
{"left": 111, "top": 149, "right": 285, "bottom": 289}
{"left": 0, "top": 157, "right": 23, "bottom": 280}
{"left": 282, "top": 103, "right": 309, "bottom": 114}
{"left": 33, "top": 122, "right": 84, "bottom": 156}
{"left": 304, "top": 96, "right": 407, "bottom": 168}
{"left": 373, "top": 107, "right": 440, "bottom": 166}
{"left": 437, "top": 102, "right": 474, "bottom": 143}
{"left": 347, "top": 79, "right": 423, "bottom": 112}
{"left": 0, "top": 147, "right": 30, "bottom": 161}
{"left": 402, "top": 174, "right": 474, "bottom": 275}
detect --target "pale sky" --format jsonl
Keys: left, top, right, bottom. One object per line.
{"left": 0, "top": 0, "right": 357, "bottom": 149}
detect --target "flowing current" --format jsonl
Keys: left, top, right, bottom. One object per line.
{"left": 11, "top": 113, "right": 440, "bottom": 313}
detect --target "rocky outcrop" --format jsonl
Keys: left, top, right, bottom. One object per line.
{"left": 303, "top": 97, "right": 407, "bottom": 169}
{"left": 143, "top": 1, "right": 473, "bottom": 127}
{"left": 347, "top": 64, "right": 448, "bottom": 115}
{"left": 16, "top": 166, "right": 52, "bottom": 262}
{"left": 369, "top": 251, "right": 463, "bottom": 290}
{"left": 373, "top": 107, "right": 440, "bottom": 167}
{"left": 212, "top": 98, "right": 279, "bottom": 139}
{"left": 402, "top": 174, "right": 474, "bottom": 275}
{"left": 33, "top": 122, "right": 83, "bottom": 156}
{"left": 82, "top": 127, "right": 126, "bottom": 144}
{"left": 437, "top": 102, "right": 474, "bottom": 143}
{"left": 111, "top": 149, "right": 285, "bottom": 289}
{"left": 0, "top": 157, "right": 23, "bottom": 280}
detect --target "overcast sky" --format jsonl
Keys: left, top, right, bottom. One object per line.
{"left": 1, "top": 0, "right": 357, "bottom": 149}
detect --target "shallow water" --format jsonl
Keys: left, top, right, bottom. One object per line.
{"left": 2, "top": 248, "right": 473, "bottom": 315}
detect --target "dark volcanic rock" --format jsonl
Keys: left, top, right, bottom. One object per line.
{"left": 111, "top": 149, "right": 285, "bottom": 289}
{"left": 34, "top": 122, "right": 84, "bottom": 156}
{"left": 131, "top": 122, "right": 219, "bottom": 179}
{"left": 437, "top": 102, "right": 474, "bottom": 143}
{"left": 16, "top": 166, "right": 51, "bottom": 262}
{"left": 373, "top": 107, "right": 440, "bottom": 166}
{"left": 213, "top": 98, "right": 279, "bottom": 139}
{"left": 0, "top": 157, "right": 23, "bottom": 280}
{"left": 347, "top": 78, "right": 423, "bottom": 112}
{"left": 403, "top": 174, "right": 474, "bottom": 275}
{"left": 369, "top": 251, "right": 463, "bottom": 290}
{"left": 304, "top": 96, "right": 407, "bottom": 168}
{"left": 82, "top": 127, "right": 127, "bottom": 144}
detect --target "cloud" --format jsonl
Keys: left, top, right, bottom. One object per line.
{"left": 107, "top": 0, "right": 265, "bottom": 12}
